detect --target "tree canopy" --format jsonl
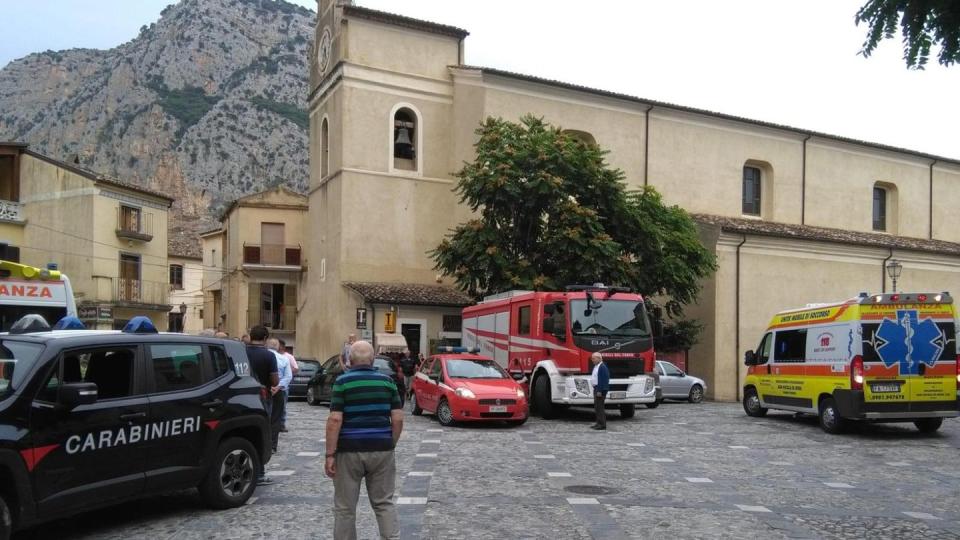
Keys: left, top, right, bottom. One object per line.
{"left": 856, "top": 0, "right": 960, "bottom": 68}
{"left": 431, "top": 115, "right": 716, "bottom": 320}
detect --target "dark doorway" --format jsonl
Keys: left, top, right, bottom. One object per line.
{"left": 401, "top": 323, "right": 421, "bottom": 358}
{"left": 168, "top": 312, "right": 184, "bottom": 333}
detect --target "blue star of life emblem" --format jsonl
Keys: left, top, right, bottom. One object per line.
{"left": 874, "top": 310, "right": 944, "bottom": 375}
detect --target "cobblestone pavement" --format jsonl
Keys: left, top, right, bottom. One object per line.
{"left": 22, "top": 400, "right": 960, "bottom": 539}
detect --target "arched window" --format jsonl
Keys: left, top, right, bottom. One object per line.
{"left": 563, "top": 130, "right": 597, "bottom": 147}
{"left": 872, "top": 181, "right": 898, "bottom": 233}
{"left": 320, "top": 116, "right": 329, "bottom": 179}
{"left": 390, "top": 104, "right": 421, "bottom": 174}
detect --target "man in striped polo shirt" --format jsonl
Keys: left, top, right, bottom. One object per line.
{"left": 325, "top": 340, "right": 403, "bottom": 540}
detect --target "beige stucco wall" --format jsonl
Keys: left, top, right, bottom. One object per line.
{"left": 169, "top": 256, "right": 204, "bottom": 334}
{"left": 706, "top": 234, "right": 960, "bottom": 402}
{"left": 344, "top": 18, "right": 460, "bottom": 82}
{"left": 930, "top": 163, "right": 960, "bottom": 243}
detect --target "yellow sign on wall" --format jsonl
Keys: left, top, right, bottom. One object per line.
{"left": 384, "top": 311, "right": 396, "bottom": 333}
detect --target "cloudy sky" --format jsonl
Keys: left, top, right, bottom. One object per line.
{"left": 2, "top": 0, "right": 957, "bottom": 159}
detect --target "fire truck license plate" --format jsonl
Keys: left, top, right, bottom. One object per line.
{"left": 609, "top": 391, "right": 626, "bottom": 399}
{"left": 870, "top": 383, "right": 900, "bottom": 393}
{"left": 488, "top": 405, "right": 508, "bottom": 413}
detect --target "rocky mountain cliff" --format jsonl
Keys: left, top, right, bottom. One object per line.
{"left": 0, "top": 0, "right": 314, "bottom": 256}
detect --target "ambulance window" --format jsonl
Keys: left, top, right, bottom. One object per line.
{"left": 518, "top": 306, "right": 531, "bottom": 335}
{"left": 150, "top": 344, "right": 204, "bottom": 392}
{"left": 757, "top": 333, "right": 773, "bottom": 363}
{"left": 774, "top": 329, "right": 807, "bottom": 363}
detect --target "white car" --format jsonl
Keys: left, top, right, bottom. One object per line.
{"left": 655, "top": 360, "right": 706, "bottom": 403}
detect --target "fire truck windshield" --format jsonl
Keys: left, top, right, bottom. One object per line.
{"left": 570, "top": 300, "right": 650, "bottom": 337}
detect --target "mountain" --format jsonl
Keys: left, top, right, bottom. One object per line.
{"left": 0, "top": 0, "right": 314, "bottom": 254}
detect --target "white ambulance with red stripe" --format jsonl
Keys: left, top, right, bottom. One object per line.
{"left": 462, "top": 284, "right": 660, "bottom": 419}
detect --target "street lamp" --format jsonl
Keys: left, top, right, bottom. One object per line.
{"left": 886, "top": 259, "right": 903, "bottom": 293}
{"left": 179, "top": 302, "right": 187, "bottom": 333}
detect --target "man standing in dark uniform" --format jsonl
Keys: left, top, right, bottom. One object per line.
{"left": 246, "top": 325, "right": 279, "bottom": 485}
{"left": 590, "top": 352, "right": 610, "bottom": 430}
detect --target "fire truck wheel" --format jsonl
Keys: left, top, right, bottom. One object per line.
{"left": 411, "top": 393, "right": 423, "bottom": 416}
{"left": 0, "top": 493, "right": 11, "bottom": 540}
{"left": 742, "top": 388, "right": 767, "bottom": 417}
{"left": 436, "top": 398, "right": 455, "bottom": 426}
{"left": 644, "top": 400, "right": 660, "bottom": 409}
{"left": 818, "top": 397, "right": 847, "bottom": 434}
{"left": 619, "top": 404, "right": 636, "bottom": 419}
{"left": 533, "top": 375, "right": 556, "bottom": 419}
{"left": 914, "top": 418, "right": 943, "bottom": 433}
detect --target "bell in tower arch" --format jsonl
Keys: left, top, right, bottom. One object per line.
{"left": 394, "top": 127, "right": 415, "bottom": 159}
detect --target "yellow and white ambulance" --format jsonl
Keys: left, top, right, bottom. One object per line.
{"left": 743, "top": 292, "right": 958, "bottom": 434}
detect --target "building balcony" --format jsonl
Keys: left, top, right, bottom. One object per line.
{"left": 0, "top": 199, "right": 24, "bottom": 223}
{"left": 113, "top": 278, "right": 169, "bottom": 307}
{"left": 116, "top": 208, "right": 154, "bottom": 242}
{"left": 242, "top": 243, "right": 302, "bottom": 270}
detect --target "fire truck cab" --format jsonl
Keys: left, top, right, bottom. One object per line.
{"left": 462, "top": 285, "right": 660, "bottom": 419}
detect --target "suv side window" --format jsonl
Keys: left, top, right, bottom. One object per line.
{"left": 38, "top": 346, "right": 139, "bottom": 402}
{"left": 150, "top": 344, "right": 204, "bottom": 393}
{"left": 208, "top": 345, "right": 230, "bottom": 379}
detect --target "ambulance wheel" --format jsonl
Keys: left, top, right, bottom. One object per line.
{"left": 436, "top": 398, "right": 455, "bottom": 426}
{"left": 619, "top": 404, "right": 636, "bottom": 419}
{"left": 914, "top": 418, "right": 943, "bottom": 433}
{"left": 533, "top": 375, "right": 557, "bottom": 419}
{"left": 0, "top": 494, "right": 11, "bottom": 540}
{"left": 818, "top": 397, "right": 847, "bottom": 434}
{"left": 743, "top": 388, "right": 767, "bottom": 417}
{"left": 688, "top": 384, "right": 704, "bottom": 403}
{"left": 411, "top": 393, "right": 423, "bottom": 416}
{"left": 199, "top": 437, "right": 259, "bottom": 509}
{"left": 306, "top": 386, "right": 319, "bottom": 406}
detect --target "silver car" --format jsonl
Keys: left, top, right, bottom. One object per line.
{"left": 655, "top": 360, "right": 706, "bottom": 403}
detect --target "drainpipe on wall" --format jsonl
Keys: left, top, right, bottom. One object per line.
{"left": 734, "top": 235, "right": 747, "bottom": 401}
{"left": 370, "top": 303, "right": 376, "bottom": 350}
{"left": 801, "top": 134, "right": 812, "bottom": 225}
{"left": 881, "top": 248, "right": 893, "bottom": 293}
{"left": 929, "top": 159, "right": 937, "bottom": 240}
{"left": 643, "top": 105, "right": 654, "bottom": 187}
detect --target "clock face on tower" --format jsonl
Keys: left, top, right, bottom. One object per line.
{"left": 317, "top": 26, "right": 332, "bottom": 73}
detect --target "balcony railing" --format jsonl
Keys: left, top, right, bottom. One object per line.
{"left": 0, "top": 200, "right": 24, "bottom": 222}
{"left": 242, "top": 243, "right": 302, "bottom": 267}
{"left": 114, "top": 278, "right": 168, "bottom": 305}
{"left": 116, "top": 208, "right": 154, "bottom": 242}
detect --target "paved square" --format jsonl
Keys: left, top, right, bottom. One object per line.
{"left": 25, "top": 401, "right": 960, "bottom": 539}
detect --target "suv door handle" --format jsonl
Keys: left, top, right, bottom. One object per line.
{"left": 202, "top": 399, "right": 224, "bottom": 408}
{"left": 120, "top": 412, "right": 146, "bottom": 421}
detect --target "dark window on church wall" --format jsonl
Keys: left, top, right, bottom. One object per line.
{"left": 742, "top": 166, "right": 762, "bottom": 216}
{"left": 873, "top": 186, "right": 887, "bottom": 231}
{"left": 393, "top": 108, "right": 417, "bottom": 171}
{"left": 320, "top": 117, "right": 329, "bottom": 179}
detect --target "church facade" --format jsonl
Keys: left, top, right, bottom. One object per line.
{"left": 302, "top": 1, "right": 960, "bottom": 400}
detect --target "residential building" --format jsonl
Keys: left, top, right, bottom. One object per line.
{"left": 168, "top": 250, "right": 204, "bottom": 334}
{"left": 0, "top": 142, "right": 173, "bottom": 329}
{"left": 201, "top": 186, "right": 307, "bottom": 348}
{"left": 302, "top": 4, "right": 960, "bottom": 400}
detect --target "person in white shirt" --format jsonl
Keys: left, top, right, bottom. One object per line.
{"left": 267, "top": 338, "right": 293, "bottom": 443}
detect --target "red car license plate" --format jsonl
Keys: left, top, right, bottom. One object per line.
{"left": 488, "top": 405, "right": 507, "bottom": 413}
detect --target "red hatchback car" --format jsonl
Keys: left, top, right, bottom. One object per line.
{"left": 410, "top": 353, "right": 529, "bottom": 426}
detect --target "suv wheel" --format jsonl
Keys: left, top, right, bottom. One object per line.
{"left": 306, "top": 386, "right": 319, "bottom": 406}
{"left": 199, "top": 437, "right": 260, "bottom": 509}
{"left": 0, "top": 494, "right": 11, "bottom": 540}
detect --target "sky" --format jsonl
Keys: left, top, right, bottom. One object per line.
{"left": 1, "top": 0, "right": 958, "bottom": 160}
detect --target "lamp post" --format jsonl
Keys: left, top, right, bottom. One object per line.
{"left": 886, "top": 259, "right": 903, "bottom": 293}
{"left": 179, "top": 302, "right": 187, "bottom": 333}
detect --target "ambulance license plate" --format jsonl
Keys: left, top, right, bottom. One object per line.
{"left": 488, "top": 405, "right": 508, "bottom": 413}
{"left": 609, "top": 391, "right": 626, "bottom": 399}
{"left": 871, "top": 382, "right": 900, "bottom": 393}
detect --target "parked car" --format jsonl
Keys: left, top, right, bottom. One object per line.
{"left": 288, "top": 358, "right": 320, "bottom": 398}
{"left": 0, "top": 316, "right": 271, "bottom": 538}
{"left": 410, "top": 352, "right": 528, "bottom": 426}
{"left": 306, "top": 355, "right": 405, "bottom": 406}
{"left": 654, "top": 360, "right": 706, "bottom": 403}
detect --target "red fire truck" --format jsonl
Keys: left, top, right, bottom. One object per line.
{"left": 462, "top": 284, "right": 661, "bottom": 418}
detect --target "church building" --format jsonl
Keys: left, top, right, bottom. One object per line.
{"left": 302, "top": 1, "right": 960, "bottom": 400}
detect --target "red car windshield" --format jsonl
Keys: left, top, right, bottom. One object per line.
{"left": 445, "top": 359, "right": 508, "bottom": 379}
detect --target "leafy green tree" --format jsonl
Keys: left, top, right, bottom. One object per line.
{"left": 431, "top": 115, "right": 716, "bottom": 326}
{"left": 856, "top": 0, "right": 960, "bottom": 68}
